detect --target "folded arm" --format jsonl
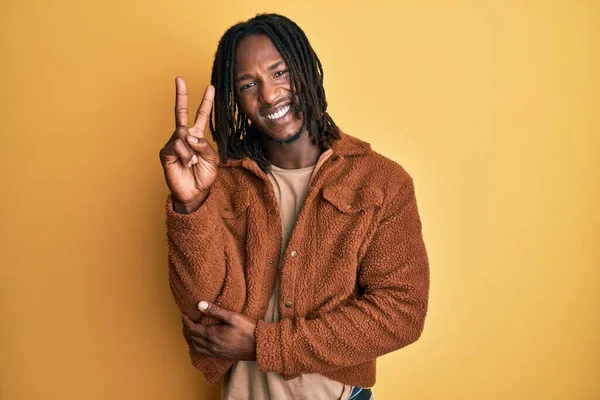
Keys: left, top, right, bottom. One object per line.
{"left": 166, "top": 194, "right": 235, "bottom": 383}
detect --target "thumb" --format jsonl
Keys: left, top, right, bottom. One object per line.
{"left": 198, "top": 301, "right": 234, "bottom": 324}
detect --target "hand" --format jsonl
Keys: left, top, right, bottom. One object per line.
{"left": 182, "top": 301, "right": 258, "bottom": 361}
{"left": 159, "top": 77, "right": 219, "bottom": 212}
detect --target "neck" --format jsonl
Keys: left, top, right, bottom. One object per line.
{"left": 261, "top": 129, "right": 322, "bottom": 169}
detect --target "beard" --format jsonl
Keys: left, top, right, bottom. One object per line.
{"left": 267, "top": 121, "right": 306, "bottom": 145}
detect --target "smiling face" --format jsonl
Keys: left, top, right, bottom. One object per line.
{"left": 234, "top": 34, "right": 305, "bottom": 145}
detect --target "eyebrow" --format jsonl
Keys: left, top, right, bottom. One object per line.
{"left": 234, "top": 60, "right": 286, "bottom": 84}
{"left": 268, "top": 60, "right": 285, "bottom": 71}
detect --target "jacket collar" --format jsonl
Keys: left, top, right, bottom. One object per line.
{"left": 330, "top": 131, "right": 371, "bottom": 156}
{"left": 221, "top": 131, "right": 371, "bottom": 172}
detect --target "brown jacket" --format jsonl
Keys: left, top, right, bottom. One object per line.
{"left": 166, "top": 132, "right": 429, "bottom": 388}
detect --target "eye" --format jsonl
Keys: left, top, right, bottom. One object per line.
{"left": 274, "top": 70, "right": 288, "bottom": 78}
{"left": 240, "top": 82, "right": 256, "bottom": 91}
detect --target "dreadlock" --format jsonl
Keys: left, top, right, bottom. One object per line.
{"left": 208, "top": 13, "right": 340, "bottom": 172}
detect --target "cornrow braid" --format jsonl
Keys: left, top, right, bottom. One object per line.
{"left": 208, "top": 13, "right": 340, "bottom": 172}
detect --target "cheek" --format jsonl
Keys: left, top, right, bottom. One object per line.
{"left": 282, "top": 76, "right": 294, "bottom": 94}
{"left": 236, "top": 94, "right": 256, "bottom": 116}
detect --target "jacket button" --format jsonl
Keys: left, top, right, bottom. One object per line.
{"left": 284, "top": 301, "right": 293, "bottom": 308}
{"left": 290, "top": 250, "right": 298, "bottom": 258}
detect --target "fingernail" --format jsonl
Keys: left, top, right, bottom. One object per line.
{"left": 191, "top": 155, "right": 198, "bottom": 165}
{"left": 188, "top": 135, "right": 198, "bottom": 144}
{"left": 187, "top": 160, "right": 192, "bottom": 168}
{"left": 198, "top": 301, "right": 208, "bottom": 311}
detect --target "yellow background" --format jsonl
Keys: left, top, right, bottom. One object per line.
{"left": 1, "top": 0, "right": 598, "bottom": 399}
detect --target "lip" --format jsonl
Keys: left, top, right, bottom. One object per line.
{"left": 261, "top": 103, "right": 291, "bottom": 119}
{"left": 264, "top": 106, "right": 293, "bottom": 126}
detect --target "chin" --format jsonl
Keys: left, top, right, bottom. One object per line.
{"left": 267, "top": 123, "right": 306, "bottom": 145}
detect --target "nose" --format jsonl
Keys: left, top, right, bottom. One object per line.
{"left": 259, "top": 80, "right": 281, "bottom": 106}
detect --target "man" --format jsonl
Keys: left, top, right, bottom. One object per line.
{"left": 159, "top": 13, "right": 429, "bottom": 400}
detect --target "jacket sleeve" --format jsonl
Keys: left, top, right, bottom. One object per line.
{"left": 165, "top": 193, "right": 234, "bottom": 384}
{"left": 254, "top": 176, "right": 429, "bottom": 375}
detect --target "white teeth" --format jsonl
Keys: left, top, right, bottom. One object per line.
{"left": 265, "top": 105, "right": 291, "bottom": 120}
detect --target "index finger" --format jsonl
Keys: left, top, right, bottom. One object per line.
{"left": 182, "top": 313, "right": 197, "bottom": 330}
{"left": 192, "top": 84, "right": 215, "bottom": 135}
{"left": 182, "top": 314, "right": 209, "bottom": 338}
{"left": 175, "top": 76, "right": 189, "bottom": 127}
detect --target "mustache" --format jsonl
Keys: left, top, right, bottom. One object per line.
{"left": 259, "top": 93, "right": 298, "bottom": 114}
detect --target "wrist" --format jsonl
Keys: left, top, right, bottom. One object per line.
{"left": 173, "top": 191, "right": 210, "bottom": 214}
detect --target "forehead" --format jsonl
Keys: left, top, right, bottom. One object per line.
{"left": 234, "top": 34, "right": 284, "bottom": 73}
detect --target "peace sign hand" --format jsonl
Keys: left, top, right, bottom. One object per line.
{"left": 160, "top": 77, "right": 219, "bottom": 213}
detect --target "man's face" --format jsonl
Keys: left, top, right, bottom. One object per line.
{"left": 234, "top": 34, "right": 304, "bottom": 144}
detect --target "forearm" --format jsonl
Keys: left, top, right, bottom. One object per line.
{"left": 255, "top": 270, "right": 428, "bottom": 375}
{"left": 166, "top": 194, "right": 226, "bottom": 321}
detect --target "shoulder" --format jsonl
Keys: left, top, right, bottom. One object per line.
{"left": 335, "top": 132, "right": 413, "bottom": 190}
{"left": 368, "top": 150, "right": 412, "bottom": 186}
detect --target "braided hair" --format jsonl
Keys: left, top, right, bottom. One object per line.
{"left": 209, "top": 13, "right": 340, "bottom": 171}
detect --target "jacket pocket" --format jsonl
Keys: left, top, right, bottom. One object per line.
{"left": 321, "top": 184, "right": 383, "bottom": 213}
{"left": 218, "top": 195, "right": 250, "bottom": 219}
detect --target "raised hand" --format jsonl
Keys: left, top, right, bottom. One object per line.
{"left": 159, "top": 77, "right": 219, "bottom": 213}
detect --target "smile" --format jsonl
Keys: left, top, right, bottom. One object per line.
{"left": 264, "top": 104, "right": 291, "bottom": 120}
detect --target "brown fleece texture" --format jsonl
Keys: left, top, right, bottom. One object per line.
{"left": 166, "top": 132, "right": 429, "bottom": 388}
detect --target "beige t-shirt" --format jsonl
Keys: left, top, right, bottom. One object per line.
{"left": 222, "top": 150, "right": 352, "bottom": 400}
